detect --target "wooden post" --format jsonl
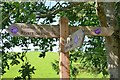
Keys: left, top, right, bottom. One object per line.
{"left": 59, "top": 17, "right": 70, "bottom": 80}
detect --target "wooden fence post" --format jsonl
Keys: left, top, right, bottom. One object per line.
{"left": 59, "top": 17, "right": 70, "bottom": 80}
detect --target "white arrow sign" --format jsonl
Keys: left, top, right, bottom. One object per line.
{"left": 65, "top": 29, "right": 85, "bottom": 52}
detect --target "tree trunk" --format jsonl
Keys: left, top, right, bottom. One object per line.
{"left": 97, "top": 2, "right": 120, "bottom": 80}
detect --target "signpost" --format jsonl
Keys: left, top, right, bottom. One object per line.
{"left": 7, "top": 23, "right": 60, "bottom": 38}
{"left": 7, "top": 24, "right": 114, "bottom": 38}
{"left": 59, "top": 17, "right": 70, "bottom": 79}
{"left": 69, "top": 27, "right": 114, "bottom": 36}
{"left": 65, "top": 29, "right": 85, "bottom": 52}
{"left": 6, "top": 17, "right": 114, "bottom": 80}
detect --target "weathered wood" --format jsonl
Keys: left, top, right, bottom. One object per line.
{"left": 65, "top": 29, "right": 85, "bottom": 52}
{"left": 7, "top": 23, "right": 60, "bottom": 38}
{"left": 69, "top": 26, "right": 114, "bottom": 36}
{"left": 59, "top": 17, "right": 70, "bottom": 79}
{"left": 7, "top": 23, "right": 114, "bottom": 38}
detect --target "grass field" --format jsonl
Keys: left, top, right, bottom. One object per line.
{"left": 2, "top": 51, "right": 108, "bottom": 78}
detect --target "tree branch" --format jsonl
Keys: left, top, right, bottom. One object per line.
{"left": 36, "top": 2, "right": 81, "bottom": 18}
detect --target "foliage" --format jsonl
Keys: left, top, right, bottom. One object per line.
{"left": 116, "top": 2, "right": 120, "bottom": 27}
{"left": 15, "top": 62, "right": 36, "bottom": 79}
{"left": 3, "top": 52, "right": 59, "bottom": 78}
{"left": 58, "top": 2, "right": 99, "bottom": 26}
{"left": 51, "top": 60, "right": 59, "bottom": 75}
{"left": 2, "top": 1, "right": 119, "bottom": 79}
{"left": 51, "top": 1, "right": 108, "bottom": 78}
{"left": 2, "top": 52, "right": 26, "bottom": 75}
{"left": 70, "top": 37, "right": 108, "bottom": 77}
{"left": 1, "top": 2, "right": 57, "bottom": 79}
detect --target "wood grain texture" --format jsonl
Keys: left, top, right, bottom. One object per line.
{"left": 7, "top": 23, "right": 114, "bottom": 38}
{"left": 59, "top": 17, "right": 70, "bottom": 79}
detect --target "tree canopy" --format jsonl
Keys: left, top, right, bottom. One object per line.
{"left": 1, "top": 1, "right": 120, "bottom": 79}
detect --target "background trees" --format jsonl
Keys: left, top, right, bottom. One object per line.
{"left": 1, "top": 1, "right": 120, "bottom": 79}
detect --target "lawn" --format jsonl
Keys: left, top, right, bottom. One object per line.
{"left": 2, "top": 51, "right": 108, "bottom": 78}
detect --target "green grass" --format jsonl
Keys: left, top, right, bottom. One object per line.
{"left": 2, "top": 52, "right": 59, "bottom": 78}
{"left": 2, "top": 51, "right": 108, "bottom": 78}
